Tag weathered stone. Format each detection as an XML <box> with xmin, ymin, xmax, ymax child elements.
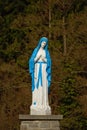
<box><xmin>39</xmin><ymin>121</ymin><xmax>50</xmax><ymax>128</ymax></box>
<box><xmin>50</xmin><ymin>121</ymin><xmax>60</xmax><ymax>128</ymax></box>
<box><xmin>28</xmin><ymin>121</ymin><xmax>39</xmax><ymax>128</ymax></box>
<box><xmin>19</xmin><ymin>115</ymin><xmax>63</xmax><ymax>120</ymax></box>
<box><xmin>20</xmin><ymin>123</ymin><xmax>28</xmax><ymax>130</ymax></box>
<box><xmin>19</xmin><ymin>115</ymin><xmax>63</xmax><ymax>130</ymax></box>
<box><xmin>46</xmin><ymin>129</ymin><xmax>60</xmax><ymax>130</ymax></box>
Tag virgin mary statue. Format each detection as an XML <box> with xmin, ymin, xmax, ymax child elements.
<box><xmin>29</xmin><ymin>37</ymin><xmax>51</xmax><ymax>115</ymax></box>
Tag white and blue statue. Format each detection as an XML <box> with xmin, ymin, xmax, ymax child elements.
<box><xmin>29</xmin><ymin>37</ymin><xmax>51</xmax><ymax>115</ymax></box>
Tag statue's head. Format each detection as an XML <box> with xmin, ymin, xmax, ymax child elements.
<box><xmin>37</xmin><ymin>37</ymin><xmax>48</xmax><ymax>50</ymax></box>
<box><xmin>41</xmin><ymin>41</ymin><xmax>46</xmax><ymax>49</ymax></box>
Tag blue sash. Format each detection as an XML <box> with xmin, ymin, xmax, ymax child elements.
<box><xmin>35</xmin><ymin>62</ymin><xmax>47</xmax><ymax>89</ymax></box>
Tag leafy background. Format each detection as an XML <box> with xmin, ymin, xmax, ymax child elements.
<box><xmin>0</xmin><ymin>0</ymin><xmax>87</xmax><ymax>130</ymax></box>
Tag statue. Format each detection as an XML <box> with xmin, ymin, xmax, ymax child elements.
<box><xmin>29</xmin><ymin>37</ymin><xmax>51</xmax><ymax>115</ymax></box>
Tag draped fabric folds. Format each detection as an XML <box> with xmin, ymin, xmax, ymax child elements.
<box><xmin>29</xmin><ymin>37</ymin><xmax>51</xmax><ymax>92</ymax></box>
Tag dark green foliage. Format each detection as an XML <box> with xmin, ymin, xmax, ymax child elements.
<box><xmin>59</xmin><ymin>61</ymin><xmax>87</xmax><ymax>129</ymax></box>
<box><xmin>0</xmin><ymin>28</ymin><xmax>26</xmax><ymax>62</ymax></box>
<box><xmin>72</xmin><ymin>0</ymin><xmax>87</xmax><ymax>12</ymax></box>
<box><xmin>60</xmin><ymin>75</ymin><xmax>78</xmax><ymax>116</ymax></box>
<box><xmin>61</xmin><ymin>115</ymin><xmax>87</xmax><ymax>130</ymax></box>
<box><xmin>0</xmin><ymin>0</ymin><xmax>87</xmax><ymax>130</ymax></box>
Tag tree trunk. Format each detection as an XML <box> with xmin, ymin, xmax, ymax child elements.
<box><xmin>63</xmin><ymin>16</ymin><xmax>67</xmax><ymax>56</ymax></box>
<box><xmin>49</xmin><ymin>0</ymin><xmax>51</xmax><ymax>39</ymax></box>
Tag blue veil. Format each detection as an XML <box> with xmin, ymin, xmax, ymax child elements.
<box><xmin>29</xmin><ymin>37</ymin><xmax>51</xmax><ymax>92</ymax></box>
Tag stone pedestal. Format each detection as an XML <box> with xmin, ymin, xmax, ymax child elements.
<box><xmin>19</xmin><ymin>115</ymin><xmax>63</xmax><ymax>130</ymax></box>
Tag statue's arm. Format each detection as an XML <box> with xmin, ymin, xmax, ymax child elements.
<box><xmin>41</xmin><ymin>56</ymin><xmax>47</xmax><ymax>62</ymax></box>
<box><xmin>34</xmin><ymin>53</ymin><xmax>41</xmax><ymax>62</ymax></box>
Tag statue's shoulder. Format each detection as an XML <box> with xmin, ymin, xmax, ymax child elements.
<box><xmin>31</xmin><ymin>48</ymin><xmax>38</xmax><ymax>59</ymax></box>
<box><xmin>31</xmin><ymin>48</ymin><xmax>37</xmax><ymax>55</ymax></box>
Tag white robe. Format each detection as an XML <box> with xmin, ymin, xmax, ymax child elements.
<box><xmin>30</xmin><ymin>49</ymin><xmax>51</xmax><ymax>115</ymax></box>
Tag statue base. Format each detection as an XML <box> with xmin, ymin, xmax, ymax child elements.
<box><xmin>30</xmin><ymin>105</ymin><xmax>51</xmax><ymax>115</ymax></box>
<box><xmin>19</xmin><ymin>115</ymin><xmax>63</xmax><ymax>130</ymax></box>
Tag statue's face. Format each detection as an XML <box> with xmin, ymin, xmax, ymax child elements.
<box><xmin>41</xmin><ymin>41</ymin><xmax>46</xmax><ymax>48</ymax></box>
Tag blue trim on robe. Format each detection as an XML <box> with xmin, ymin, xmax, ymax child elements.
<box><xmin>29</xmin><ymin>37</ymin><xmax>51</xmax><ymax>92</ymax></box>
<box><xmin>36</xmin><ymin>62</ymin><xmax>47</xmax><ymax>89</ymax></box>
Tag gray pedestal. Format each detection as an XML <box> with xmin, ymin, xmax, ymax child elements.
<box><xmin>19</xmin><ymin>115</ymin><xmax>63</xmax><ymax>130</ymax></box>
